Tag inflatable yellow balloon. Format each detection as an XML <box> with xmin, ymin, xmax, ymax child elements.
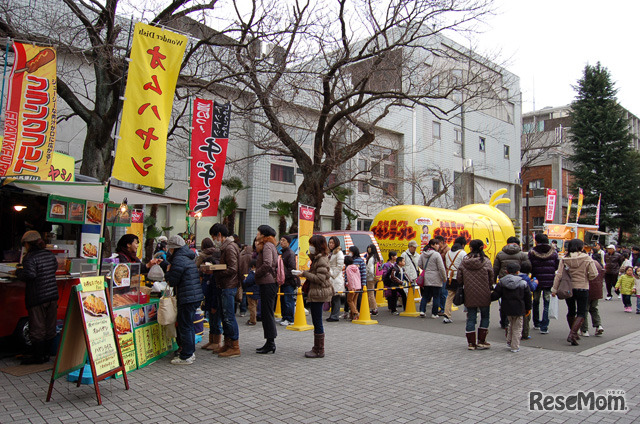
<box><xmin>371</xmin><ymin>188</ymin><xmax>515</xmax><ymax>262</ymax></box>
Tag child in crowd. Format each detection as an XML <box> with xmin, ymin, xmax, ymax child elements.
<box><xmin>243</xmin><ymin>260</ymin><xmax>260</xmax><ymax>325</ymax></box>
<box><xmin>384</xmin><ymin>252</ymin><xmax>407</xmax><ymax>315</ymax></box>
<box><xmin>343</xmin><ymin>256</ymin><xmax>362</xmax><ymax>320</ymax></box>
<box><xmin>519</xmin><ymin>262</ymin><xmax>537</xmax><ymax>340</ymax></box>
<box><xmin>615</xmin><ymin>266</ymin><xmax>636</xmax><ymax>313</ymax></box>
<box><xmin>491</xmin><ymin>262</ymin><xmax>532</xmax><ymax>353</ymax></box>
<box><xmin>634</xmin><ymin>267</ymin><xmax>640</xmax><ymax>314</ymax></box>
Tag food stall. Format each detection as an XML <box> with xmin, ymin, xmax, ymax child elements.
<box><xmin>0</xmin><ymin>180</ymin><xmax>184</xmax><ymax>371</ymax></box>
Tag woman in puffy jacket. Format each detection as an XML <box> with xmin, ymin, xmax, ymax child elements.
<box><xmin>326</xmin><ymin>236</ymin><xmax>345</xmax><ymax>322</ymax></box>
<box><xmin>301</xmin><ymin>235</ymin><xmax>334</xmax><ymax>358</ymax></box>
<box><xmin>254</xmin><ymin>225</ymin><xmax>279</xmax><ymax>354</ymax></box>
<box><xmin>417</xmin><ymin>238</ymin><xmax>447</xmax><ymax>318</ymax></box>
<box><xmin>16</xmin><ymin>231</ymin><xmax>58</xmax><ymax>365</ymax></box>
<box><xmin>457</xmin><ymin>239</ymin><xmax>495</xmax><ymax>350</ymax></box>
<box><xmin>551</xmin><ymin>238</ymin><xmax>598</xmax><ymax>346</ymax></box>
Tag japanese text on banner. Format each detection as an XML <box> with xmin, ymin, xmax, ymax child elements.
<box><xmin>189</xmin><ymin>99</ymin><xmax>230</xmax><ymax>216</ymax></box>
<box><xmin>113</xmin><ymin>23</ymin><xmax>187</xmax><ymax>188</ymax></box>
<box><xmin>545</xmin><ymin>189</ymin><xmax>557</xmax><ymax>222</ymax></box>
<box><xmin>0</xmin><ymin>43</ymin><xmax>57</xmax><ymax>179</ymax></box>
<box><xmin>298</xmin><ymin>205</ymin><xmax>315</xmax><ymax>271</ymax></box>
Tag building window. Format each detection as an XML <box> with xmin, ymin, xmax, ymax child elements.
<box><xmin>358</xmin><ymin>158</ymin><xmax>367</xmax><ymax>171</ymax></box>
<box><xmin>432</xmin><ymin>178</ymin><xmax>440</xmax><ymax>193</ymax></box>
<box><xmin>454</xmin><ymin>128</ymin><xmax>462</xmax><ymax>143</ymax></box>
<box><xmin>504</xmin><ymin>145</ymin><xmax>510</xmax><ymax>158</ymax></box>
<box><xmin>270</xmin><ymin>164</ymin><xmax>294</xmax><ymax>183</ymax></box>
<box><xmin>384</xmin><ymin>164</ymin><xmax>396</xmax><ymax>179</ymax></box>
<box><xmin>383</xmin><ymin>182</ymin><xmax>397</xmax><ymax>197</ymax></box>
<box><xmin>371</xmin><ymin>162</ymin><xmax>381</xmax><ymax>177</ymax></box>
<box><xmin>432</xmin><ymin>121</ymin><xmax>441</xmax><ymax>139</ymax></box>
<box><xmin>529</xmin><ymin>179</ymin><xmax>544</xmax><ymax>190</ymax></box>
<box><xmin>358</xmin><ymin>181</ymin><xmax>369</xmax><ymax>194</ymax></box>
<box><xmin>533</xmin><ymin>217</ymin><xmax>545</xmax><ymax>227</ymax></box>
<box><xmin>479</xmin><ymin>137</ymin><xmax>485</xmax><ymax>152</ymax></box>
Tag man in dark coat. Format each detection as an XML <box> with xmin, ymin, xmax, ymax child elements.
<box><xmin>16</xmin><ymin>231</ymin><xmax>59</xmax><ymax>364</ymax></box>
<box><xmin>279</xmin><ymin>235</ymin><xmax>299</xmax><ymax>326</ymax></box>
<box><xmin>604</xmin><ymin>245</ymin><xmax>624</xmax><ymax>300</ymax></box>
<box><xmin>210</xmin><ymin>223</ymin><xmax>241</xmax><ymax>358</ymax></box>
<box><xmin>493</xmin><ymin>237</ymin><xmax>530</xmax><ymax>328</ymax></box>
<box><xmin>166</xmin><ymin>235</ymin><xmax>203</xmax><ymax>364</ymax></box>
<box><xmin>528</xmin><ymin>233</ymin><xmax>559</xmax><ymax>334</ymax></box>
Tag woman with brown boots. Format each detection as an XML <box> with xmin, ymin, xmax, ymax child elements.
<box><xmin>300</xmin><ymin>235</ymin><xmax>334</xmax><ymax>358</ymax></box>
<box><xmin>551</xmin><ymin>239</ymin><xmax>598</xmax><ymax>346</ymax></box>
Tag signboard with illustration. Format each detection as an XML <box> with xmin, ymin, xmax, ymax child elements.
<box><xmin>47</xmin><ymin>276</ymin><xmax>129</xmax><ymax>405</ymax></box>
<box><xmin>371</xmin><ymin>189</ymin><xmax>515</xmax><ymax>262</ymax></box>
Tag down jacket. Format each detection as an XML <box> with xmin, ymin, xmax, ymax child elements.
<box><xmin>457</xmin><ymin>255</ymin><xmax>494</xmax><ymax>308</ymax></box>
<box><xmin>604</xmin><ymin>251</ymin><xmax>624</xmax><ymax>275</ymax></box>
<box><xmin>491</xmin><ymin>274</ymin><xmax>532</xmax><ymax>316</ymax></box>
<box><xmin>16</xmin><ymin>247</ymin><xmax>59</xmax><ymax>308</ymax></box>
<box><xmin>528</xmin><ymin>244</ymin><xmax>559</xmax><ymax>289</ymax></box>
<box><xmin>166</xmin><ymin>245</ymin><xmax>204</xmax><ymax>305</ymax></box>
<box><xmin>302</xmin><ymin>254</ymin><xmax>334</xmax><ymax>303</ymax></box>
<box><xmin>214</xmin><ymin>238</ymin><xmax>240</xmax><ymax>289</ymax></box>
<box><xmin>493</xmin><ymin>244</ymin><xmax>530</xmax><ymax>280</ymax></box>
<box><xmin>417</xmin><ymin>249</ymin><xmax>446</xmax><ymax>287</ymax></box>
<box><xmin>328</xmin><ymin>247</ymin><xmax>345</xmax><ymax>294</ymax></box>
<box><xmin>552</xmin><ymin>252</ymin><xmax>598</xmax><ymax>293</ymax></box>
<box><xmin>255</xmin><ymin>237</ymin><xmax>278</xmax><ymax>285</ymax></box>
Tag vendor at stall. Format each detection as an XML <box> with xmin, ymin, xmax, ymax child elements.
<box><xmin>15</xmin><ymin>231</ymin><xmax>58</xmax><ymax>365</ymax></box>
<box><xmin>115</xmin><ymin>234</ymin><xmax>160</xmax><ymax>273</ymax></box>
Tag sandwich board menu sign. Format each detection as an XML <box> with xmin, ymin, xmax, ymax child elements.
<box><xmin>46</xmin><ymin>276</ymin><xmax>129</xmax><ymax>405</ymax></box>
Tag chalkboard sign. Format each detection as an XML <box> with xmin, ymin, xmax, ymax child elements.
<box><xmin>46</xmin><ymin>276</ymin><xmax>129</xmax><ymax>405</ymax></box>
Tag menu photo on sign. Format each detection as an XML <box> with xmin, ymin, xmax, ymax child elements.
<box><xmin>80</xmin><ymin>290</ymin><xmax>110</xmax><ymax>320</ymax></box>
<box><xmin>49</xmin><ymin>198</ymin><xmax>67</xmax><ymax>220</ymax></box>
<box><xmin>113</xmin><ymin>308</ymin><xmax>133</xmax><ymax>336</ymax></box>
<box><xmin>85</xmin><ymin>201</ymin><xmax>104</xmax><ymax>225</ymax></box>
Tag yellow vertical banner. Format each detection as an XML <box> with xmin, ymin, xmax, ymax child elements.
<box><xmin>47</xmin><ymin>152</ymin><xmax>75</xmax><ymax>181</ymax></box>
<box><xmin>575</xmin><ymin>188</ymin><xmax>584</xmax><ymax>223</ymax></box>
<box><xmin>565</xmin><ymin>194</ymin><xmax>573</xmax><ymax>224</ymax></box>
<box><xmin>112</xmin><ymin>23</ymin><xmax>187</xmax><ymax>188</ymax></box>
<box><xmin>298</xmin><ymin>204</ymin><xmax>315</xmax><ymax>271</ymax></box>
<box><xmin>1</xmin><ymin>43</ymin><xmax>57</xmax><ymax>179</ymax></box>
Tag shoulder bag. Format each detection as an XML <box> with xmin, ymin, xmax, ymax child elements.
<box><xmin>157</xmin><ymin>286</ymin><xmax>177</xmax><ymax>325</ymax></box>
<box><xmin>557</xmin><ymin>260</ymin><xmax>573</xmax><ymax>300</ymax></box>
<box><xmin>453</xmin><ymin>285</ymin><xmax>465</xmax><ymax>306</ymax></box>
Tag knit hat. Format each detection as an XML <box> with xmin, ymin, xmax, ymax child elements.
<box><xmin>167</xmin><ymin>235</ymin><xmax>186</xmax><ymax>249</ymax></box>
<box><xmin>147</xmin><ymin>264</ymin><xmax>165</xmax><ymax>281</ymax></box>
<box><xmin>408</xmin><ymin>240</ymin><xmax>418</xmax><ymax>247</ymax></box>
<box><xmin>21</xmin><ymin>230</ymin><xmax>41</xmax><ymax>243</ymax></box>
<box><xmin>282</xmin><ymin>235</ymin><xmax>292</xmax><ymax>244</ymax></box>
<box><xmin>157</xmin><ymin>235</ymin><xmax>167</xmax><ymax>243</ymax></box>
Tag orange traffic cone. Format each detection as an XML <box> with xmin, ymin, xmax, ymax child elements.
<box><xmin>375</xmin><ymin>279</ymin><xmax>388</xmax><ymax>307</ymax></box>
<box><xmin>400</xmin><ymin>285</ymin><xmax>420</xmax><ymax>317</ymax></box>
<box><xmin>286</xmin><ymin>287</ymin><xmax>314</xmax><ymax>331</ymax></box>
<box><xmin>274</xmin><ymin>287</ymin><xmax>282</xmax><ymax>319</ymax></box>
<box><xmin>352</xmin><ymin>286</ymin><xmax>378</xmax><ymax>325</ymax></box>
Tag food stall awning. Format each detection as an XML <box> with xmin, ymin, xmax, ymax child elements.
<box><xmin>2</xmin><ymin>180</ymin><xmax>186</xmax><ymax>204</ymax></box>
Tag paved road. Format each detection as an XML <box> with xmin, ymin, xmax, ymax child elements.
<box><xmin>1</xmin><ymin>298</ymin><xmax>639</xmax><ymax>423</ymax></box>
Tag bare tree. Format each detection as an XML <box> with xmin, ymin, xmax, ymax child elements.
<box><xmin>520</xmin><ymin>118</ymin><xmax>566</xmax><ymax>173</ymax></box>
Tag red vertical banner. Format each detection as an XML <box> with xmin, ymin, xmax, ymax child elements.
<box><xmin>545</xmin><ymin>189</ymin><xmax>557</xmax><ymax>222</ymax></box>
<box><xmin>189</xmin><ymin>100</ymin><xmax>231</xmax><ymax>216</ymax></box>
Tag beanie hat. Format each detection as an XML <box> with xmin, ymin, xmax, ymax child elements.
<box><xmin>21</xmin><ymin>230</ymin><xmax>41</xmax><ymax>243</ymax></box>
<box><xmin>147</xmin><ymin>264</ymin><xmax>165</xmax><ymax>281</ymax></box>
<box><xmin>167</xmin><ymin>235</ymin><xmax>186</xmax><ymax>249</ymax></box>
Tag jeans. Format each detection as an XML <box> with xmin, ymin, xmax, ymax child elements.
<box><xmin>208</xmin><ymin>285</ymin><xmax>223</xmax><ymax>336</ymax></box>
<box><xmin>465</xmin><ymin>306</ymin><xmax>490</xmax><ymax>332</ymax></box>
<box><xmin>239</xmin><ymin>292</ymin><xmax>248</xmax><ymax>314</ymax></box>
<box><xmin>329</xmin><ymin>295</ymin><xmax>342</xmax><ymax>319</ymax></box>
<box><xmin>637</xmin><ymin>296</ymin><xmax>640</xmax><ymax>313</ymax></box>
<box><xmin>419</xmin><ymin>286</ymin><xmax>440</xmax><ymax>315</ymax></box>
<box><xmin>281</xmin><ymin>285</ymin><xmax>296</xmax><ymax>322</ymax></box>
<box><xmin>259</xmin><ymin>283</ymin><xmax>278</xmax><ymax>340</ymax></box>
<box><xmin>220</xmin><ymin>288</ymin><xmax>239</xmax><ymax>340</ymax></box>
<box><xmin>309</xmin><ymin>301</ymin><xmax>324</xmax><ymax>334</ymax></box>
<box><xmin>439</xmin><ymin>282</ymin><xmax>448</xmax><ymax>313</ymax></box>
<box><xmin>533</xmin><ymin>288</ymin><xmax>551</xmax><ymax>331</ymax></box>
<box><xmin>387</xmin><ymin>288</ymin><xmax>407</xmax><ymax>312</ymax></box>
<box><xmin>565</xmin><ymin>289</ymin><xmax>589</xmax><ymax>319</ymax></box>
<box><xmin>420</xmin><ymin>286</ymin><xmax>441</xmax><ymax>315</ymax></box>
<box><xmin>177</xmin><ymin>301</ymin><xmax>199</xmax><ymax>360</ymax></box>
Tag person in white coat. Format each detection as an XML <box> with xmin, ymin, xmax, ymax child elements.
<box><xmin>326</xmin><ymin>236</ymin><xmax>345</xmax><ymax>322</ymax></box>
<box><xmin>401</xmin><ymin>240</ymin><xmax>421</xmax><ymax>285</ymax></box>
<box><xmin>443</xmin><ymin>236</ymin><xmax>468</xmax><ymax>323</ymax></box>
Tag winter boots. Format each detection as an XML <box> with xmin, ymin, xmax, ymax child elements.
<box><xmin>305</xmin><ymin>333</ymin><xmax>325</xmax><ymax>358</ymax></box>
<box><xmin>477</xmin><ymin>328</ymin><xmax>491</xmax><ymax>349</ymax></box>
<box><xmin>567</xmin><ymin>317</ymin><xmax>584</xmax><ymax>346</ymax></box>
<box><xmin>218</xmin><ymin>339</ymin><xmax>241</xmax><ymax>358</ymax></box>
<box><xmin>466</xmin><ymin>331</ymin><xmax>477</xmax><ymax>350</ymax></box>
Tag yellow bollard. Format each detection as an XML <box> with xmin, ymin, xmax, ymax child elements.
<box><xmin>400</xmin><ymin>285</ymin><xmax>421</xmax><ymax>317</ymax></box>
<box><xmin>274</xmin><ymin>287</ymin><xmax>282</xmax><ymax>319</ymax></box>
<box><xmin>352</xmin><ymin>286</ymin><xmax>378</xmax><ymax>325</ymax></box>
<box><xmin>375</xmin><ymin>279</ymin><xmax>388</xmax><ymax>307</ymax></box>
<box><xmin>286</xmin><ymin>286</ymin><xmax>314</xmax><ymax>331</ymax></box>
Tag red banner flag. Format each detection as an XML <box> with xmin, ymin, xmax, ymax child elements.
<box><xmin>545</xmin><ymin>189</ymin><xmax>557</xmax><ymax>222</ymax></box>
<box><xmin>189</xmin><ymin>99</ymin><xmax>231</xmax><ymax>217</ymax></box>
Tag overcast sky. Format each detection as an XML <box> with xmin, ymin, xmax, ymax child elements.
<box><xmin>469</xmin><ymin>0</ymin><xmax>639</xmax><ymax>116</ymax></box>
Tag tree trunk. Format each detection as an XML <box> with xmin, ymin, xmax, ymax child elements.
<box><xmin>79</xmin><ymin>117</ymin><xmax>116</xmax><ymax>180</ymax></box>
<box><xmin>279</xmin><ymin>216</ymin><xmax>287</xmax><ymax>238</ymax></box>
<box><xmin>333</xmin><ymin>201</ymin><xmax>343</xmax><ymax>230</ymax></box>
<box><xmin>297</xmin><ymin>175</ymin><xmax>326</xmax><ymax>230</ymax></box>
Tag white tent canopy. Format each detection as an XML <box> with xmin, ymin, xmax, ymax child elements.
<box><xmin>3</xmin><ymin>180</ymin><xmax>186</xmax><ymax>205</ymax></box>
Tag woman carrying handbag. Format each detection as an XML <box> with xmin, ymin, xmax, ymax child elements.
<box><xmin>551</xmin><ymin>239</ymin><xmax>598</xmax><ymax>346</ymax></box>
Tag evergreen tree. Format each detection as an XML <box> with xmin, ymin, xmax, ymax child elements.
<box><xmin>569</xmin><ymin>62</ymin><xmax>640</xmax><ymax>239</ymax></box>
